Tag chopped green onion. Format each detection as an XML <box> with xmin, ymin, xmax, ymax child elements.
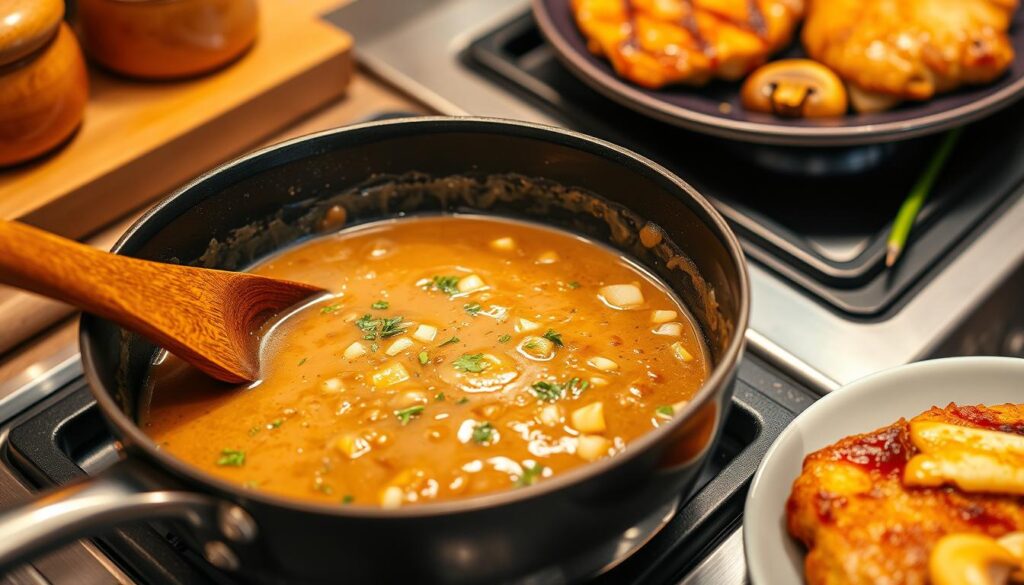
<box><xmin>371</xmin><ymin>300</ymin><xmax>390</xmax><ymax>310</ymax></box>
<box><xmin>270</xmin><ymin>419</ymin><xmax>283</xmax><ymax>428</ymax></box>
<box><xmin>320</xmin><ymin>304</ymin><xmax>342</xmax><ymax>314</ymax></box>
<box><xmin>429</xmin><ymin>275</ymin><xmax>461</xmax><ymax>295</ymax></box>
<box><xmin>341</xmin><ymin>495</ymin><xmax>355</xmax><ymax>504</ymax></box>
<box><xmin>498</xmin><ymin>334</ymin><xmax>512</xmax><ymax>343</ymax></box>
<box><xmin>453</xmin><ymin>353</ymin><xmax>489</xmax><ymax>373</ymax></box>
<box><xmin>435</xmin><ymin>392</ymin><xmax>446</xmax><ymax>402</ymax></box>
<box><xmin>439</xmin><ymin>336</ymin><xmax>460</xmax><ymax>347</ymax></box>
<box><xmin>297</xmin><ymin>357</ymin><xmax>307</xmax><ymax>366</ymax></box>
<box><xmin>456</xmin><ymin>397</ymin><xmax>470</xmax><ymax>405</ymax></box>
<box><xmin>472</xmin><ymin>422</ymin><xmax>495</xmax><ymax>444</ymax></box>
<box><xmin>655</xmin><ymin>405</ymin><xmax>674</xmax><ymax>418</ymax></box>
<box><xmin>418</xmin><ymin>351</ymin><xmax>429</xmax><ymax>365</ymax></box>
<box><xmin>395</xmin><ymin>406</ymin><xmax>425</xmax><ymax>426</ymax></box>
<box><xmin>217</xmin><ymin>449</ymin><xmax>246</xmax><ymax>467</ymax></box>
<box><xmin>542</xmin><ymin>329</ymin><xmax>564</xmax><ymax>347</ymax></box>
<box><xmin>463</xmin><ymin>302</ymin><xmax>482</xmax><ymax>316</ymax></box>
<box><xmin>515</xmin><ymin>463</ymin><xmax>545</xmax><ymax>487</ymax></box>
<box><xmin>567</xmin><ymin>281</ymin><xmax>581</xmax><ymax>289</ymax></box>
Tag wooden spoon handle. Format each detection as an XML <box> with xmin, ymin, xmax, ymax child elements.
<box><xmin>0</xmin><ymin>220</ymin><xmax>142</xmax><ymax>318</ymax></box>
<box><xmin>0</xmin><ymin>220</ymin><xmax>323</xmax><ymax>382</ymax></box>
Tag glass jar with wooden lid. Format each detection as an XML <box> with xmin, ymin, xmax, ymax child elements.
<box><xmin>75</xmin><ymin>0</ymin><xmax>259</xmax><ymax>79</ymax></box>
<box><xmin>0</xmin><ymin>0</ymin><xmax>89</xmax><ymax>167</ymax></box>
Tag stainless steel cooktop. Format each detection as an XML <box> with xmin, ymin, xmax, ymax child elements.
<box><xmin>330</xmin><ymin>0</ymin><xmax>1024</xmax><ymax>392</ymax></box>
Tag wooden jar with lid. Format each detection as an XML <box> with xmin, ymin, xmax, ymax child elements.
<box><xmin>0</xmin><ymin>0</ymin><xmax>89</xmax><ymax>167</ymax></box>
<box><xmin>76</xmin><ymin>0</ymin><xmax>260</xmax><ymax>79</ymax></box>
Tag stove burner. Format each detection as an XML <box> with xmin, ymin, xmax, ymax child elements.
<box><xmin>461</xmin><ymin>12</ymin><xmax>1024</xmax><ymax>317</ymax></box>
<box><xmin>0</xmin><ymin>356</ymin><xmax>806</xmax><ymax>584</ymax></box>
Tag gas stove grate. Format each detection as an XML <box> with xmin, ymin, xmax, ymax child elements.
<box><xmin>1</xmin><ymin>356</ymin><xmax>807</xmax><ymax>585</ymax></box>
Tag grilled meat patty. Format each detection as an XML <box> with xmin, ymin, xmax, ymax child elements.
<box><xmin>787</xmin><ymin>403</ymin><xmax>1024</xmax><ymax>585</ymax></box>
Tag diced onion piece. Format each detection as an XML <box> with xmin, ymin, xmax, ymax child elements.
<box><xmin>653</xmin><ymin>323</ymin><xmax>683</xmax><ymax>337</ymax></box>
<box><xmin>671</xmin><ymin>342</ymin><xmax>694</xmax><ymax>362</ymax></box>
<box><xmin>457</xmin><ymin>274</ymin><xmax>486</xmax><ymax>293</ymax></box>
<box><xmin>651</xmin><ymin>310</ymin><xmax>678</xmax><ymax>323</ymax></box>
<box><xmin>372</xmin><ymin>363</ymin><xmax>410</xmax><ymax>387</ymax></box>
<box><xmin>322</xmin><ymin>377</ymin><xmax>344</xmax><ymax>393</ymax></box>
<box><xmin>588</xmin><ymin>356</ymin><xmax>619</xmax><ymax>372</ymax></box>
<box><xmin>536</xmin><ymin>251</ymin><xmax>559</xmax><ymax>264</ymax></box>
<box><xmin>490</xmin><ymin>237</ymin><xmax>516</xmax><ymax>251</ymax></box>
<box><xmin>539</xmin><ymin>404</ymin><xmax>562</xmax><ymax>427</ymax></box>
<box><xmin>343</xmin><ymin>341</ymin><xmax>367</xmax><ymax>360</ymax></box>
<box><xmin>380</xmin><ymin>486</ymin><xmax>404</xmax><ymax>509</ymax></box>
<box><xmin>589</xmin><ymin>376</ymin><xmax>609</xmax><ymax>386</ymax></box>
<box><xmin>519</xmin><ymin>336</ymin><xmax>555</xmax><ymax>360</ymax></box>
<box><xmin>335</xmin><ymin>433</ymin><xmax>371</xmax><ymax>459</ymax></box>
<box><xmin>385</xmin><ymin>337</ymin><xmax>414</xmax><ymax>356</ymax></box>
<box><xmin>599</xmin><ymin>284</ymin><xmax>644</xmax><ymax>309</ymax></box>
<box><xmin>517</xmin><ymin>318</ymin><xmax>541</xmax><ymax>332</ymax></box>
<box><xmin>412</xmin><ymin>324</ymin><xmax>437</xmax><ymax>342</ymax></box>
<box><xmin>577</xmin><ymin>435</ymin><xmax>611</xmax><ymax>462</ymax></box>
<box><xmin>571</xmin><ymin>402</ymin><xmax>606</xmax><ymax>433</ymax></box>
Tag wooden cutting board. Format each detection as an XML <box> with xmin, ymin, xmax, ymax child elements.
<box><xmin>0</xmin><ymin>0</ymin><xmax>354</xmax><ymax>240</ymax></box>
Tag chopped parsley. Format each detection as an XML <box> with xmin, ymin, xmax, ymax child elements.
<box><xmin>270</xmin><ymin>419</ymin><xmax>283</xmax><ymax>428</ymax></box>
<box><xmin>472</xmin><ymin>422</ymin><xmax>495</xmax><ymax>444</ymax></box>
<box><xmin>463</xmin><ymin>302</ymin><xmax>482</xmax><ymax>316</ymax></box>
<box><xmin>217</xmin><ymin>449</ymin><xmax>246</xmax><ymax>467</ymax></box>
<box><xmin>567</xmin><ymin>281</ymin><xmax>581</xmax><ymax>289</ymax></box>
<box><xmin>498</xmin><ymin>334</ymin><xmax>512</xmax><ymax>343</ymax></box>
<box><xmin>456</xmin><ymin>397</ymin><xmax>470</xmax><ymax>405</ymax></box>
<box><xmin>341</xmin><ymin>495</ymin><xmax>355</xmax><ymax>504</ymax></box>
<box><xmin>515</xmin><ymin>463</ymin><xmax>545</xmax><ymax>487</ymax></box>
<box><xmin>453</xmin><ymin>353</ymin><xmax>489</xmax><ymax>373</ymax></box>
<box><xmin>656</xmin><ymin>405</ymin><xmax>675</xmax><ymax>418</ymax></box>
<box><xmin>297</xmin><ymin>357</ymin><xmax>307</xmax><ymax>366</ymax></box>
<box><xmin>542</xmin><ymin>329</ymin><xmax>564</xmax><ymax>347</ymax></box>
<box><xmin>395</xmin><ymin>405</ymin><xmax>425</xmax><ymax>426</ymax></box>
<box><xmin>356</xmin><ymin>314</ymin><xmax>407</xmax><ymax>340</ymax></box>
<box><xmin>531</xmin><ymin>377</ymin><xmax>589</xmax><ymax>402</ymax></box>
<box><xmin>320</xmin><ymin>304</ymin><xmax>342</xmax><ymax>314</ymax></box>
<box><xmin>429</xmin><ymin>275</ymin><xmax>461</xmax><ymax>295</ymax></box>
<box><xmin>439</xmin><ymin>336</ymin><xmax>460</xmax><ymax>347</ymax></box>
<box><xmin>371</xmin><ymin>300</ymin><xmax>390</xmax><ymax>310</ymax></box>
<box><xmin>435</xmin><ymin>392</ymin><xmax>446</xmax><ymax>402</ymax></box>
<box><xmin>370</xmin><ymin>342</ymin><xmax>379</xmax><ymax>353</ymax></box>
<box><xmin>418</xmin><ymin>351</ymin><xmax>429</xmax><ymax>365</ymax></box>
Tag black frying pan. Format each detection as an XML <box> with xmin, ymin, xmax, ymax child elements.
<box><xmin>533</xmin><ymin>0</ymin><xmax>1024</xmax><ymax>147</ymax></box>
<box><xmin>0</xmin><ymin>118</ymin><xmax>749</xmax><ymax>584</ymax></box>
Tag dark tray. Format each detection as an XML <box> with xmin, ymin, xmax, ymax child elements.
<box><xmin>462</xmin><ymin>12</ymin><xmax>1024</xmax><ymax>317</ymax></box>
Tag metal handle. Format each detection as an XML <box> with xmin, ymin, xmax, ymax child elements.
<box><xmin>0</xmin><ymin>458</ymin><xmax>232</xmax><ymax>572</ymax></box>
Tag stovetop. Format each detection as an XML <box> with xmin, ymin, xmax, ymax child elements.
<box><xmin>0</xmin><ymin>354</ymin><xmax>813</xmax><ymax>585</ymax></box>
<box><xmin>461</xmin><ymin>12</ymin><xmax>1024</xmax><ymax>318</ymax></box>
<box><xmin>331</xmin><ymin>0</ymin><xmax>1024</xmax><ymax>389</ymax></box>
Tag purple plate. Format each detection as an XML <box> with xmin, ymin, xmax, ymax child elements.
<box><xmin>533</xmin><ymin>0</ymin><xmax>1024</xmax><ymax>146</ymax></box>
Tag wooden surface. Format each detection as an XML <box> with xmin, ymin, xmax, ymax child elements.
<box><xmin>0</xmin><ymin>70</ymin><xmax>427</xmax><ymax>383</ymax></box>
<box><xmin>0</xmin><ymin>0</ymin><xmax>353</xmax><ymax>240</ymax></box>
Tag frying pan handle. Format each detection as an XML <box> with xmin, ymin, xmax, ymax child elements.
<box><xmin>0</xmin><ymin>458</ymin><xmax>248</xmax><ymax>572</ymax></box>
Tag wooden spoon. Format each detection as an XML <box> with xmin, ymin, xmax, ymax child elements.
<box><xmin>0</xmin><ymin>220</ymin><xmax>325</xmax><ymax>383</ymax></box>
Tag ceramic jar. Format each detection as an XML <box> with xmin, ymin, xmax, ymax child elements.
<box><xmin>0</xmin><ymin>0</ymin><xmax>89</xmax><ymax>167</ymax></box>
<box><xmin>76</xmin><ymin>0</ymin><xmax>259</xmax><ymax>79</ymax></box>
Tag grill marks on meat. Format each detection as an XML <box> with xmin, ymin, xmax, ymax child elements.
<box><xmin>571</xmin><ymin>0</ymin><xmax>805</xmax><ymax>88</ymax></box>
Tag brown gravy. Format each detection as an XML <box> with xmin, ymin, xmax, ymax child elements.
<box><xmin>143</xmin><ymin>215</ymin><xmax>709</xmax><ymax>507</ymax></box>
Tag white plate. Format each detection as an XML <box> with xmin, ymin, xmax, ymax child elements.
<box><xmin>743</xmin><ymin>356</ymin><xmax>1024</xmax><ymax>585</ymax></box>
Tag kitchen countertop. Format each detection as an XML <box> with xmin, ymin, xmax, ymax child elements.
<box><xmin>0</xmin><ymin>70</ymin><xmax>427</xmax><ymax>392</ymax></box>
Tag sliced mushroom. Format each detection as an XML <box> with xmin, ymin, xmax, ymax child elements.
<box><xmin>929</xmin><ymin>533</ymin><xmax>1021</xmax><ymax>585</ymax></box>
<box><xmin>740</xmin><ymin>59</ymin><xmax>849</xmax><ymax>119</ymax></box>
